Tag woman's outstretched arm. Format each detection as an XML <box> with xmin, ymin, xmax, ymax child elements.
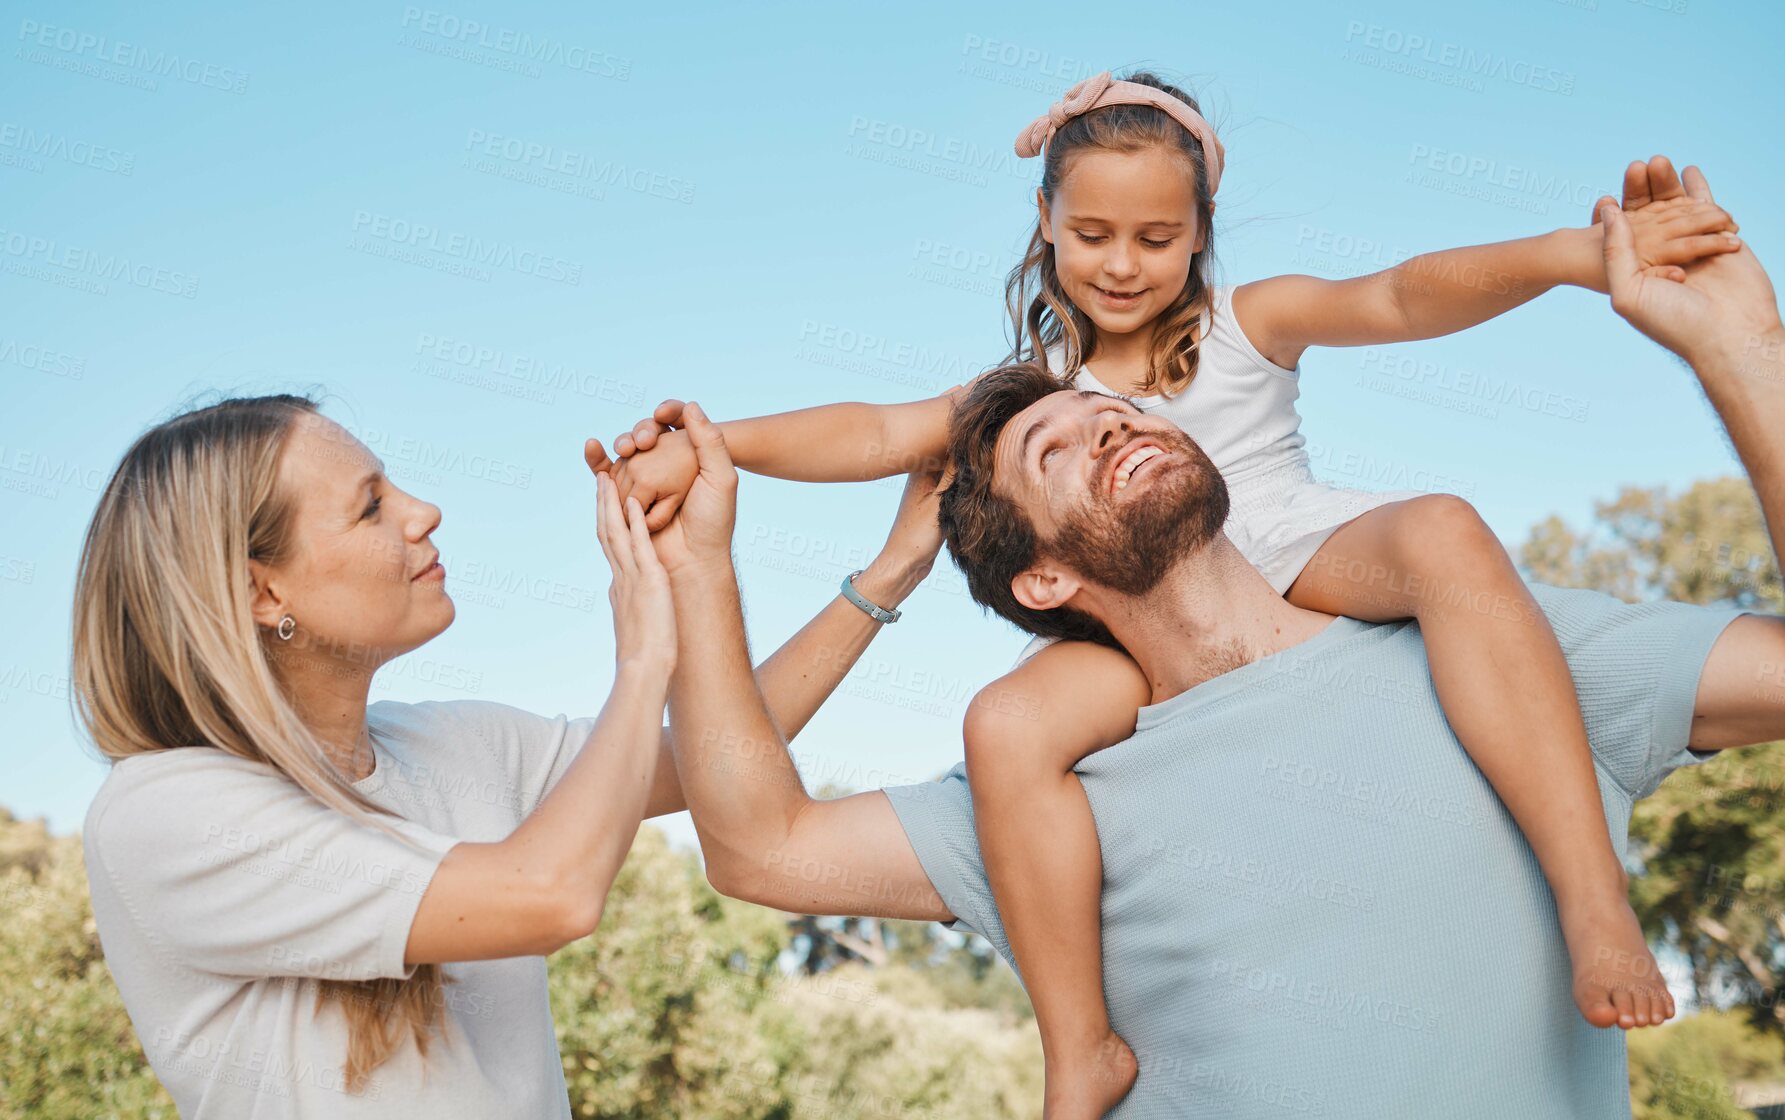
<box><xmin>405</xmin><ymin>476</ymin><xmax>673</xmax><ymax>964</ymax></box>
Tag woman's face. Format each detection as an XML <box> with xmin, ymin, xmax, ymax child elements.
<box><xmin>251</xmin><ymin>413</ymin><xmax>453</xmax><ymax>672</ymax></box>
<box><xmin>1039</xmin><ymin>145</ymin><xmax>1205</xmax><ymax>341</ymax></box>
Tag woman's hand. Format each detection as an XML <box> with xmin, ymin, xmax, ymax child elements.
<box><xmin>594</xmin><ymin>472</ymin><xmax>677</xmax><ymax>678</ymax></box>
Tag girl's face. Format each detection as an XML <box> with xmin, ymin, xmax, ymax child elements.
<box><xmin>1039</xmin><ymin>145</ymin><xmax>1206</xmax><ymax>341</ymax></box>
<box><xmin>250</xmin><ymin>413</ymin><xmax>454</xmax><ymax>673</ymax></box>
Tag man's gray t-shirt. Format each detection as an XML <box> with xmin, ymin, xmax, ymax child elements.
<box><xmin>881</xmin><ymin>584</ymin><xmax>1749</xmax><ymax>1119</ymax></box>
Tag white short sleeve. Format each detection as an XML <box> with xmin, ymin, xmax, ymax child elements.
<box><xmin>84</xmin><ymin>748</ymin><xmax>459</xmax><ymax>983</ymax></box>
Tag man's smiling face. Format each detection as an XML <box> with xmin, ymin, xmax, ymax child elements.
<box><xmin>992</xmin><ymin>388</ymin><xmax>1229</xmax><ymax>597</ymax></box>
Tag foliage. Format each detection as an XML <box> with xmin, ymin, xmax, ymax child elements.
<box><xmin>1520</xmin><ymin>478</ymin><xmax>1781</xmax><ymax>610</ymax></box>
<box><xmin>0</xmin><ymin>808</ymin><xmax>175</xmax><ymax>1118</ymax></box>
<box><xmin>0</xmin><ymin>809</ymin><xmax>1041</xmax><ymax>1119</ymax></box>
<box><xmin>1523</xmin><ymin>477</ymin><xmax>1785</xmax><ymax>1115</ymax></box>
<box><xmin>1628</xmin><ymin>1012</ymin><xmax>1785</xmax><ymax>1120</ymax></box>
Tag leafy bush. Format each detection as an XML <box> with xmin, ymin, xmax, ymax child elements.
<box><xmin>0</xmin><ymin>808</ymin><xmax>1042</xmax><ymax>1119</ymax></box>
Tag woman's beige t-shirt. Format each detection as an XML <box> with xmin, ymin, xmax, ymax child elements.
<box><xmin>83</xmin><ymin>698</ymin><xmax>599</xmax><ymax>1119</ymax></box>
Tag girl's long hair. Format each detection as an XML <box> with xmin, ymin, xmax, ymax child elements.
<box><xmin>70</xmin><ymin>393</ymin><xmax>448</xmax><ymax>1092</ymax></box>
<box><xmin>1003</xmin><ymin>70</ymin><xmax>1219</xmax><ymax>397</ymax></box>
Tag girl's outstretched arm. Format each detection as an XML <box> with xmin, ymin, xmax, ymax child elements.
<box><xmin>588</xmin><ymin>391</ymin><xmax>958</xmax><ymax>530</ymax></box>
<box><xmin>1233</xmin><ymin>194</ymin><xmax>1740</xmax><ymax>369</ymax></box>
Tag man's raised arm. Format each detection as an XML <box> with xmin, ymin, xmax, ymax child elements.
<box><xmin>650</xmin><ymin>401</ymin><xmax>953</xmax><ymax>921</ymax></box>
<box><xmin>1599</xmin><ymin>158</ymin><xmax>1785</xmax><ymax>749</ymax></box>
<box><xmin>1602</xmin><ymin>160</ymin><xmax>1785</xmax><ymax>548</ymax></box>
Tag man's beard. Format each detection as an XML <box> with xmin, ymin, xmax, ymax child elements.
<box><xmin>1042</xmin><ymin>428</ymin><xmax>1230</xmax><ymax>596</ymax></box>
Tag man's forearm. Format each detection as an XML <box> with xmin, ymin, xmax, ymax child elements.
<box><xmin>664</xmin><ymin>560</ymin><xmax>811</xmax><ymax>873</ymax></box>
<box><xmin>1693</xmin><ymin>327</ymin><xmax>1785</xmax><ymax>560</ymax></box>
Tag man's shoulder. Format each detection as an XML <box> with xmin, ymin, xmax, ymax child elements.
<box><xmin>1525</xmin><ymin>582</ymin><xmax>1748</xmax><ymax>651</ymax></box>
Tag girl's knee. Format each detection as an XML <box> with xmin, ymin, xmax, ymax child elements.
<box><xmin>1399</xmin><ymin>493</ymin><xmax>1500</xmax><ymax>559</ymax></box>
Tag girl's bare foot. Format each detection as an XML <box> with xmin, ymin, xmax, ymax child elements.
<box><xmin>1042</xmin><ymin>1032</ymin><xmax>1138</xmax><ymax>1120</ymax></box>
<box><xmin>1564</xmin><ymin>896</ymin><xmax>1675</xmax><ymax>1030</ymax></box>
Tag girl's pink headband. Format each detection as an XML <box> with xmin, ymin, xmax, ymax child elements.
<box><xmin>1014</xmin><ymin>71</ymin><xmax>1224</xmax><ymax>194</ymax></box>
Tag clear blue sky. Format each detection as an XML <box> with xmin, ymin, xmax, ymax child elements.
<box><xmin>4</xmin><ymin>0</ymin><xmax>1783</xmax><ymax>841</ymax></box>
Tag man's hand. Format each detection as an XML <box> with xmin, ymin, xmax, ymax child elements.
<box><xmin>644</xmin><ymin>401</ymin><xmax>739</xmax><ymax>579</ymax></box>
<box><xmin>1565</xmin><ymin>154</ymin><xmax>1739</xmax><ymax>295</ymax></box>
<box><xmin>1599</xmin><ymin>161</ymin><xmax>1781</xmax><ymax>369</ymax></box>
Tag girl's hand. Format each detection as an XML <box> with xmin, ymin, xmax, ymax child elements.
<box><xmin>612</xmin><ymin>434</ymin><xmax>698</xmax><ymax>532</ymax></box>
<box><xmin>594</xmin><ymin>472</ymin><xmax>677</xmax><ymax>678</ymax></box>
<box><xmin>612</xmin><ymin>399</ymin><xmax>685</xmax><ymax>458</ymax></box>
<box><xmin>598</xmin><ymin>400</ymin><xmax>700</xmax><ymax>532</ymax></box>
<box><xmin>1612</xmin><ymin>195</ymin><xmax>1741</xmax><ymax>278</ymax></box>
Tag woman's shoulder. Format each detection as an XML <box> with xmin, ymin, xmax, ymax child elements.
<box><xmin>368</xmin><ymin>697</ymin><xmax>571</xmax><ymax>747</ymax></box>
<box><xmin>93</xmin><ymin>743</ymin><xmax>275</xmax><ymax>798</ymax></box>
<box><xmin>83</xmin><ymin>746</ymin><xmax>289</xmax><ymax>857</ymax></box>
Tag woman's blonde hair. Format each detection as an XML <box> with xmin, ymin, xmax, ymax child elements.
<box><xmin>1003</xmin><ymin>69</ymin><xmax>1219</xmax><ymax>397</ymax></box>
<box><xmin>71</xmin><ymin>392</ymin><xmax>448</xmax><ymax>1092</ymax></box>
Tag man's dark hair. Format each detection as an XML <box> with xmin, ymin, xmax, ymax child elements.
<box><xmin>937</xmin><ymin>363</ymin><xmax>1119</xmax><ymax>648</ymax></box>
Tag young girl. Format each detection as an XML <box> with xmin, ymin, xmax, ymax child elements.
<box><xmin>594</xmin><ymin>72</ymin><xmax>1741</xmax><ymax>1119</ymax></box>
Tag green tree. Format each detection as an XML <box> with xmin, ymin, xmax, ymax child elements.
<box><xmin>1522</xmin><ymin>477</ymin><xmax>1785</xmax><ymax>1115</ymax></box>
<box><xmin>1520</xmin><ymin>478</ymin><xmax>1781</xmax><ymax>610</ymax></box>
<box><xmin>547</xmin><ymin>826</ymin><xmax>797</xmax><ymax>1120</ymax></box>
<box><xmin>1628</xmin><ymin>1011</ymin><xmax>1785</xmax><ymax>1119</ymax></box>
<box><xmin>0</xmin><ymin>806</ymin><xmax>1042</xmax><ymax>1119</ymax></box>
<box><xmin>0</xmin><ymin>808</ymin><xmax>174</xmax><ymax>1118</ymax></box>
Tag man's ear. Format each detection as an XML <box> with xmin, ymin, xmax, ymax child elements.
<box><xmin>1010</xmin><ymin>562</ymin><xmax>1082</xmax><ymax>613</ymax></box>
<box><xmin>1037</xmin><ymin>189</ymin><xmax>1054</xmax><ymax>246</ymax></box>
<box><xmin>247</xmin><ymin>559</ymin><xmax>289</xmax><ymax>633</ymax></box>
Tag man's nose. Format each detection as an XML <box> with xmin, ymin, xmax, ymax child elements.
<box><xmin>1091</xmin><ymin>413</ymin><xmax>1132</xmax><ymax>455</ymax></box>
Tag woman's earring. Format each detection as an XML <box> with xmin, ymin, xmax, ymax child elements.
<box><xmin>276</xmin><ymin>615</ymin><xmax>296</xmax><ymax>641</ymax></box>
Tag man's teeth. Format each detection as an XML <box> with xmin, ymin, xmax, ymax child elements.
<box><xmin>1113</xmin><ymin>445</ymin><xmax>1163</xmax><ymax>490</ymax></box>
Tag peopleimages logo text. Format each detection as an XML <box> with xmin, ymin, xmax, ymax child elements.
<box><xmin>1342</xmin><ymin>22</ymin><xmax>1576</xmax><ymax>94</ymax></box>
<box><xmin>16</xmin><ymin>20</ymin><xmax>249</xmax><ymax>92</ymax></box>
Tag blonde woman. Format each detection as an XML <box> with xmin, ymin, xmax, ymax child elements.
<box><xmin>72</xmin><ymin>393</ymin><xmax>944</xmax><ymax>1117</ymax></box>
